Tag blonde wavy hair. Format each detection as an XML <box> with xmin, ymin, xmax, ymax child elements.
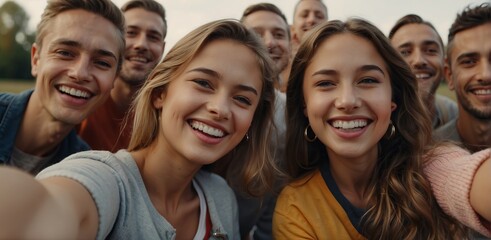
<box><xmin>128</xmin><ymin>19</ymin><xmax>278</xmax><ymax>197</ymax></box>
<box><xmin>285</xmin><ymin>18</ymin><xmax>467</xmax><ymax>239</ymax></box>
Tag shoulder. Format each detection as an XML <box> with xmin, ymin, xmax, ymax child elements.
<box><xmin>195</xmin><ymin>170</ymin><xmax>233</xmax><ymax>196</ymax></box>
<box><xmin>433</xmin><ymin>118</ymin><xmax>458</xmax><ymax>140</ymax></box>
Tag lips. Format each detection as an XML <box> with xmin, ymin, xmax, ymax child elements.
<box><xmin>331</xmin><ymin>119</ymin><xmax>369</xmax><ymax>131</ymax></box>
<box><xmin>57</xmin><ymin>85</ymin><xmax>91</xmax><ymax>99</ymax></box>
<box><xmin>189</xmin><ymin>120</ymin><xmax>226</xmax><ymax>138</ymax></box>
<box><xmin>415</xmin><ymin>73</ymin><xmax>432</xmax><ymax>80</ymax></box>
<box><xmin>472</xmin><ymin>88</ymin><xmax>491</xmax><ymax>95</ymax></box>
<box><xmin>128</xmin><ymin>56</ymin><xmax>149</xmax><ymax>63</ymax></box>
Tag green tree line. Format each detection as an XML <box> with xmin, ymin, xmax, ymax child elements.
<box><xmin>0</xmin><ymin>0</ymin><xmax>35</xmax><ymax>80</ymax></box>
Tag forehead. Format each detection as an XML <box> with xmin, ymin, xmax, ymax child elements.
<box><xmin>449</xmin><ymin>22</ymin><xmax>491</xmax><ymax>59</ymax></box>
<box><xmin>307</xmin><ymin>33</ymin><xmax>387</xmax><ymax>73</ymax></box>
<box><xmin>124</xmin><ymin>8</ymin><xmax>165</xmax><ymax>35</ymax></box>
<box><xmin>185</xmin><ymin>39</ymin><xmax>263</xmax><ymax>89</ymax></box>
<box><xmin>43</xmin><ymin>9</ymin><xmax>121</xmax><ymax>57</ymax></box>
<box><xmin>295</xmin><ymin>0</ymin><xmax>326</xmax><ymax>16</ymax></box>
<box><xmin>391</xmin><ymin>23</ymin><xmax>442</xmax><ymax>48</ymax></box>
<box><xmin>243</xmin><ymin>10</ymin><xmax>289</xmax><ymax>31</ymax></box>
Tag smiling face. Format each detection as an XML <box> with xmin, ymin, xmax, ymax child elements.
<box><xmin>390</xmin><ymin>23</ymin><xmax>443</xmax><ymax>104</ymax></box>
<box><xmin>303</xmin><ymin>33</ymin><xmax>395</xmax><ymax>160</ymax></box>
<box><xmin>152</xmin><ymin>39</ymin><xmax>263</xmax><ymax>165</ymax></box>
<box><xmin>31</xmin><ymin>9</ymin><xmax>121</xmax><ymax>125</ymax></box>
<box><xmin>119</xmin><ymin>8</ymin><xmax>166</xmax><ymax>86</ymax></box>
<box><xmin>446</xmin><ymin>22</ymin><xmax>491</xmax><ymax>120</ymax></box>
<box><xmin>242</xmin><ymin>10</ymin><xmax>291</xmax><ymax>74</ymax></box>
<box><xmin>292</xmin><ymin>0</ymin><xmax>327</xmax><ymax>43</ymax></box>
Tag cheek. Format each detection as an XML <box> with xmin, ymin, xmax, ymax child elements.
<box><xmin>99</xmin><ymin>72</ymin><xmax>117</xmax><ymax>92</ymax></box>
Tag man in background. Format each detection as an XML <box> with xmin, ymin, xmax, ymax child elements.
<box><xmin>434</xmin><ymin>3</ymin><xmax>491</xmax><ymax>154</ymax></box>
<box><xmin>0</xmin><ymin>0</ymin><xmax>125</xmax><ymax>174</ymax></box>
<box><xmin>281</xmin><ymin>0</ymin><xmax>327</xmax><ymax>87</ymax></box>
<box><xmin>389</xmin><ymin>14</ymin><xmax>458</xmax><ymax>129</ymax></box>
<box><xmin>78</xmin><ymin>0</ymin><xmax>167</xmax><ymax>151</ymax></box>
<box><xmin>233</xmin><ymin>3</ymin><xmax>290</xmax><ymax>239</ymax></box>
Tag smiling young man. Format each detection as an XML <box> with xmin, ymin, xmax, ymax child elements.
<box><xmin>78</xmin><ymin>0</ymin><xmax>167</xmax><ymax>151</ymax></box>
<box><xmin>281</xmin><ymin>0</ymin><xmax>328</xmax><ymax>87</ymax></box>
<box><xmin>389</xmin><ymin>14</ymin><xmax>458</xmax><ymax>129</ymax></box>
<box><xmin>434</xmin><ymin>3</ymin><xmax>491</xmax><ymax>153</ymax></box>
<box><xmin>0</xmin><ymin>0</ymin><xmax>125</xmax><ymax>174</ymax></box>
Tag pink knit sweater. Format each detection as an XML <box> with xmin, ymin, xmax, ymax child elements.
<box><xmin>423</xmin><ymin>145</ymin><xmax>491</xmax><ymax>237</ymax></box>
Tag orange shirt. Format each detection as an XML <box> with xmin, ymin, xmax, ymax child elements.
<box><xmin>78</xmin><ymin>97</ymin><xmax>133</xmax><ymax>152</ymax></box>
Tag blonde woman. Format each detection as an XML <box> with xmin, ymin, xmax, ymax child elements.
<box><xmin>0</xmin><ymin>19</ymin><xmax>278</xmax><ymax>239</ymax></box>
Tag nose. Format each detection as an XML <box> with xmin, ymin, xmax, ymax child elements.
<box><xmin>477</xmin><ymin>60</ymin><xmax>491</xmax><ymax>83</ymax></box>
<box><xmin>306</xmin><ymin>12</ymin><xmax>317</xmax><ymax>26</ymax></box>
<box><xmin>67</xmin><ymin>55</ymin><xmax>91</xmax><ymax>82</ymax></box>
<box><xmin>334</xmin><ymin>83</ymin><xmax>360</xmax><ymax>112</ymax></box>
<box><xmin>263</xmin><ymin>32</ymin><xmax>276</xmax><ymax>51</ymax></box>
<box><xmin>133</xmin><ymin>33</ymin><xmax>149</xmax><ymax>51</ymax></box>
<box><xmin>410</xmin><ymin>49</ymin><xmax>427</xmax><ymax>68</ymax></box>
<box><xmin>207</xmin><ymin>93</ymin><xmax>231</xmax><ymax>120</ymax></box>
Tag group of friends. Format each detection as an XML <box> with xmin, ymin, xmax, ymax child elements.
<box><xmin>0</xmin><ymin>0</ymin><xmax>490</xmax><ymax>239</ymax></box>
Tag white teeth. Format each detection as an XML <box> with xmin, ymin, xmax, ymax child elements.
<box><xmin>332</xmin><ymin>120</ymin><xmax>367</xmax><ymax>129</ymax></box>
<box><xmin>190</xmin><ymin>121</ymin><xmax>225</xmax><ymax>137</ymax></box>
<box><xmin>58</xmin><ymin>85</ymin><xmax>90</xmax><ymax>98</ymax></box>
<box><xmin>474</xmin><ymin>89</ymin><xmax>491</xmax><ymax>95</ymax></box>
<box><xmin>129</xmin><ymin>57</ymin><xmax>148</xmax><ymax>63</ymax></box>
<box><xmin>415</xmin><ymin>73</ymin><xmax>430</xmax><ymax>79</ymax></box>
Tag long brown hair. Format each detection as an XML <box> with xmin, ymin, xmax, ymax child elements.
<box><xmin>285</xmin><ymin>18</ymin><xmax>466</xmax><ymax>239</ymax></box>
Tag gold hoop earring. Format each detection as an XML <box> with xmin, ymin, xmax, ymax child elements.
<box><xmin>385</xmin><ymin>120</ymin><xmax>396</xmax><ymax>139</ymax></box>
<box><xmin>304</xmin><ymin>124</ymin><xmax>317</xmax><ymax>142</ymax></box>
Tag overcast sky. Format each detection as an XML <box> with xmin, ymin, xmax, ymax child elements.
<box><xmin>1</xmin><ymin>0</ymin><xmax>487</xmax><ymax>56</ymax></box>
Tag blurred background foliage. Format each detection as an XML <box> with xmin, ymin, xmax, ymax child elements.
<box><xmin>0</xmin><ymin>0</ymin><xmax>35</xmax><ymax>81</ymax></box>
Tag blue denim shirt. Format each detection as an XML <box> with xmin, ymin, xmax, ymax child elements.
<box><xmin>0</xmin><ymin>89</ymin><xmax>90</xmax><ymax>170</ymax></box>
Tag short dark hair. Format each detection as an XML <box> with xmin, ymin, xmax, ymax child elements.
<box><xmin>121</xmin><ymin>0</ymin><xmax>167</xmax><ymax>38</ymax></box>
<box><xmin>388</xmin><ymin>14</ymin><xmax>444</xmax><ymax>49</ymax></box>
<box><xmin>241</xmin><ymin>2</ymin><xmax>290</xmax><ymax>38</ymax></box>
<box><xmin>447</xmin><ymin>3</ymin><xmax>491</xmax><ymax>61</ymax></box>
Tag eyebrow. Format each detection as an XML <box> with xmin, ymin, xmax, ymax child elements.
<box><xmin>126</xmin><ymin>25</ymin><xmax>164</xmax><ymax>38</ymax></box>
<box><xmin>50</xmin><ymin>38</ymin><xmax>118</xmax><ymax>61</ymax></box>
<box><xmin>188</xmin><ymin>67</ymin><xmax>259</xmax><ymax>95</ymax></box>
<box><xmin>312</xmin><ymin>65</ymin><xmax>385</xmax><ymax>77</ymax></box>
<box><xmin>456</xmin><ymin>52</ymin><xmax>479</xmax><ymax>62</ymax></box>
<box><xmin>397</xmin><ymin>40</ymin><xmax>440</xmax><ymax>49</ymax></box>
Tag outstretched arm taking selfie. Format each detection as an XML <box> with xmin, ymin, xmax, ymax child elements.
<box><xmin>424</xmin><ymin>146</ymin><xmax>491</xmax><ymax>237</ymax></box>
<box><xmin>471</xmin><ymin>157</ymin><xmax>491</xmax><ymax>222</ymax></box>
<box><xmin>0</xmin><ymin>167</ymin><xmax>98</xmax><ymax>239</ymax></box>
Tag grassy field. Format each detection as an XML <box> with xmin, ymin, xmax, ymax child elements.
<box><xmin>0</xmin><ymin>80</ymin><xmax>35</xmax><ymax>93</ymax></box>
<box><xmin>0</xmin><ymin>79</ymin><xmax>457</xmax><ymax>101</ymax></box>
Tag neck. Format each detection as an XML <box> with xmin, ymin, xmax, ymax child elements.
<box><xmin>327</xmin><ymin>147</ymin><xmax>378</xmax><ymax>208</ymax></box>
<box><xmin>15</xmin><ymin>93</ymin><xmax>74</xmax><ymax>157</ymax></box>
<box><xmin>457</xmin><ymin>110</ymin><xmax>491</xmax><ymax>152</ymax></box>
<box><xmin>110</xmin><ymin>77</ymin><xmax>141</xmax><ymax>112</ymax></box>
<box><xmin>131</xmin><ymin>141</ymin><xmax>201</xmax><ymax>212</ymax></box>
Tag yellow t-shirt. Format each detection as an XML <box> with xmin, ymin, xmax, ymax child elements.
<box><xmin>273</xmin><ymin>170</ymin><xmax>366</xmax><ymax>240</ymax></box>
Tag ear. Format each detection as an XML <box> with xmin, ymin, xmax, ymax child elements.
<box><xmin>391</xmin><ymin>102</ymin><xmax>397</xmax><ymax>112</ymax></box>
<box><xmin>31</xmin><ymin>43</ymin><xmax>39</xmax><ymax>77</ymax></box>
<box><xmin>291</xmin><ymin>25</ymin><xmax>300</xmax><ymax>45</ymax></box>
<box><xmin>444</xmin><ymin>59</ymin><xmax>455</xmax><ymax>91</ymax></box>
<box><xmin>152</xmin><ymin>88</ymin><xmax>166</xmax><ymax>109</ymax></box>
